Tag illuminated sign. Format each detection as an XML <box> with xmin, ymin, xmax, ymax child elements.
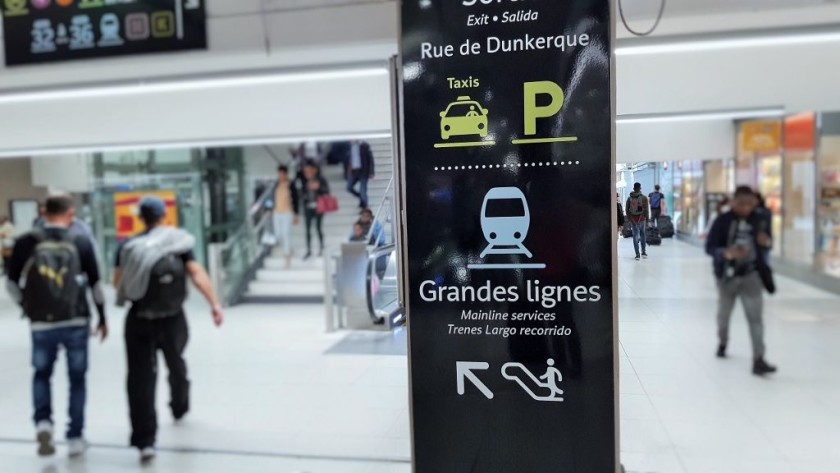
<box><xmin>2</xmin><ymin>0</ymin><xmax>206</xmax><ymax>66</ymax></box>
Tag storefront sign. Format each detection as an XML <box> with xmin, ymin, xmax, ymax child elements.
<box><xmin>114</xmin><ymin>190</ymin><xmax>178</xmax><ymax>240</ymax></box>
<box><xmin>740</xmin><ymin>120</ymin><xmax>782</xmax><ymax>154</ymax></box>
<box><xmin>401</xmin><ymin>1</ymin><xmax>616</xmax><ymax>471</ymax></box>
<box><xmin>784</xmin><ymin>113</ymin><xmax>816</xmax><ymax>152</ymax></box>
<box><xmin>1</xmin><ymin>0</ymin><xmax>206</xmax><ymax>67</ymax></box>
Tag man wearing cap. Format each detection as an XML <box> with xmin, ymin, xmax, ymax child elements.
<box><xmin>113</xmin><ymin>196</ymin><xmax>224</xmax><ymax>463</ymax></box>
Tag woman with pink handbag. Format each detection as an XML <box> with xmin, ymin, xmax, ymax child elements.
<box><xmin>299</xmin><ymin>160</ymin><xmax>332</xmax><ymax>259</ymax></box>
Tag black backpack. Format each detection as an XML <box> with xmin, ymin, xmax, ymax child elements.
<box><xmin>22</xmin><ymin>231</ymin><xmax>82</xmax><ymax>323</ymax></box>
<box><xmin>131</xmin><ymin>254</ymin><xmax>188</xmax><ymax>319</ymax></box>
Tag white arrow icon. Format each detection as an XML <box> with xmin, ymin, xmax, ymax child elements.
<box><xmin>456</xmin><ymin>361</ymin><xmax>494</xmax><ymax>400</ymax></box>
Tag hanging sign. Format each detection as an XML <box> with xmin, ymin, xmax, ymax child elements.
<box><xmin>400</xmin><ymin>0</ymin><xmax>617</xmax><ymax>471</ymax></box>
<box><xmin>1</xmin><ymin>0</ymin><xmax>207</xmax><ymax>67</ymax></box>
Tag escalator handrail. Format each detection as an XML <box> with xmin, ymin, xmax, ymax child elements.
<box><xmin>366</xmin><ymin>243</ymin><xmax>397</xmax><ymax>321</ymax></box>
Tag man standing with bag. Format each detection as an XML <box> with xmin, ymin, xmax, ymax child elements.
<box><xmin>706</xmin><ymin>186</ymin><xmax>777</xmax><ymax>376</ymax></box>
<box><xmin>625</xmin><ymin>183</ymin><xmax>650</xmax><ymax>261</ymax></box>
<box><xmin>648</xmin><ymin>185</ymin><xmax>666</xmax><ymax>227</ymax></box>
<box><xmin>5</xmin><ymin>194</ymin><xmax>108</xmax><ymax>458</ymax></box>
<box><xmin>114</xmin><ymin>196</ymin><xmax>224</xmax><ymax>463</ymax></box>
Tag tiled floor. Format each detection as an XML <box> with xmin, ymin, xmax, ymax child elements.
<box><xmin>0</xmin><ymin>239</ymin><xmax>838</xmax><ymax>472</ymax></box>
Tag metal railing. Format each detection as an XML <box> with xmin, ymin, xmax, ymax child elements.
<box><xmin>325</xmin><ymin>176</ymin><xmax>403</xmax><ymax>331</ymax></box>
<box><xmin>208</xmin><ymin>181</ymin><xmax>276</xmax><ymax>306</ymax></box>
<box><xmin>366</xmin><ymin>177</ymin><xmax>395</xmax><ymax>247</ymax></box>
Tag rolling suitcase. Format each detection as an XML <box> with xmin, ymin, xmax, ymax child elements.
<box><xmin>658</xmin><ymin>216</ymin><xmax>675</xmax><ymax>238</ymax></box>
<box><xmin>646</xmin><ymin>227</ymin><xmax>663</xmax><ymax>246</ymax></box>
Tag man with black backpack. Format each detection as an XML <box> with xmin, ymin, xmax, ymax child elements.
<box><xmin>648</xmin><ymin>185</ymin><xmax>666</xmax><ymax>227</ymax></box>
<box><xmin>625</xmin><ymin>182</ymin><xmax>650</xmax><ymax>261</ymax></box>
<box><xmin>113</xmin><ymin>196</ymin><xmax>224</xmax><ymax>463</ymax></box>
<box><xmin>5</xmin><ymin>194</ymin><xmax>108</xmax><ymax>458</ymax></box>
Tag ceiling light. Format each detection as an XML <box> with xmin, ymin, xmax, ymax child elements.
<box><xmin>617</xmin><ymin>108</ymin><xmax>785</xmax><ymax>124</ymax></box>
<box><xmin>0</xmin><ymin>67</ymin><xmax>389</xmax><ymax>105</ymax></box>
<box><xmin>616</xmin><ymin>30</ymin><xmax>840</xmax><ymax>56</ymax></box>
<box><xmin>0</xmin><ymin>131</ymin><xmax>393</xmax><ymax>159</ymax></box>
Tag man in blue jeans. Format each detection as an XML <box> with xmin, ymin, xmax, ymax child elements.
<box><xmin>5</xmin><ymin>194</ymin><xmax>108</xmax><ymax>458</ymax></box>
<box><xmin>625</xmin><ymin>182</ymin><xmax>650</xmax><ymax>261</ymax></box>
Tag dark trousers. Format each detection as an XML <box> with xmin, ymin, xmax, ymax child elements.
<box><xmin>304</xmin><ymin>207</ymin><xmax>324</xmax><ymax>253</ymax></box>
<box><xmin>125</xmin><ymin>312</ymin><xmax>189</xmax><ymax>449</ymax></box>
<box><xmin>717</xmin><ymin>273</ymin><xmax>765</xmax><ymax>359</ymax></box>
<box><xmin>32</xmin><ymin>326</ymin><xmax>89</xmax><ymax>439</ymax></box>
<box><xmin>651</xmin><ymin>208</ymin><xmax>662</xmax><ymax>225</ymax></box>
<box><xmin>347</xmin><ymin>170</ymin><xmax>369</xmax><ymax>208</ymax></box>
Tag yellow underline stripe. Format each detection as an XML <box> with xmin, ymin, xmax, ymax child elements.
<box><xmin>511</xmin><ymin>137</ymin><xmax>578</xmax><ymax>145</ymax></box>
<box><xmin>434</xmin><ymin>141</ymin><xmax>496</xmax><ymax>149</ymax></box>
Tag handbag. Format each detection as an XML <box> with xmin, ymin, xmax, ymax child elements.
<box><xmin>756</xmin><ymin>253</ymin><xmax>776</xmax><ymax>294</ymax></box>
<box><xmin>316</xmin><ymin>194</ymin><xmax>339</xmax><ymax>214</ymax></box>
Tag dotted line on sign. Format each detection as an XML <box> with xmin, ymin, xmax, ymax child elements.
<box><xmin>434</xmin><ymin>161</ymin><xmax>581</xmax><ymax>172</ymax></box>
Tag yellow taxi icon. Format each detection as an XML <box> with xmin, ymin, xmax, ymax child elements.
<box><xmin>439</xmin><ymin>96</ymin><xmax>489</xmax><ymax>140</ymax></box>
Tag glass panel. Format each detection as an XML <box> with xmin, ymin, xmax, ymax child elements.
<box><xmin>757</xmin><ymin>156</ymin><xmax>783</xmax><ymax>258</ymax></box>
<box><xmin>817</xmin><ymin>113</ymin><xmax>840</xmax><ymax>278</ymax></box>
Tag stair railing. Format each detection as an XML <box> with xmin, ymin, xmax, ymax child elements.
<box><xmin>208</xmin><ymin>180</ymin><xmax>277</xmax><ymax>306</ymax></box>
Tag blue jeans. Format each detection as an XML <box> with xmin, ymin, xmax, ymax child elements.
<box><xmin>347</xmin><ymin>170</ymin><xmax>369</xmax><ymax>207</ymax></box>
<box><xmin>631</xmin><ymin>221</ymin><xmax>647</xmax><ymax>257</ymax></box>
<box><xmin>32</xmin><ymin>325</ymin><xmax>89</xmax><ymax>439</ymax></box>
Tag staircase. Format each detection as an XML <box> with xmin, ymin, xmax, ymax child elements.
<box><xmin>241</xmin><ymin>139</ymin><xmax>395</xmax><ymax>303</ymax></box>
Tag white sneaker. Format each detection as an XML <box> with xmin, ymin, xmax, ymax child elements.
<box><xmin>68</xmin><ymin>438</ymin><xmax>88</xmax><ymax>458</ymax></box>
<box><xmin>140</xmin><ymin>446</ymin><xmax>156</xmax><ymax>463</ymax></box>
<box><xmin>36</xmin><ymin>421</ymin><xmax>55</xmax><ymax>457</ymax></box>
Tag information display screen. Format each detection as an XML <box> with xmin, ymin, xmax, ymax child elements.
<box><xmin>1</xmin><ymin>0</ymin><xmax>207</xmax><ymax>66</ymax></box>
<box><xmin>400</xmin><ymin>0</ymin><xmax>617</xmax><ymax>471</ymax></box>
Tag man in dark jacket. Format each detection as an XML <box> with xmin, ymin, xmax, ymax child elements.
<box><xmin>6</xmin><ymin>194</ymin><xmax>108</xmax><ymax>458</ymax></box>
<box><xmin>616</xmin><ymin>193</ymin><xmax>625</xmax><ymax>238</ymax></box>
<box><xmin>346</xmin><ymin>140</ymin><xmax>374</xmax><ymax>208</ymax></box>
<box><xmin>706</xmin><ymin>186</ymin><xmax>777</xmax><ymax>376</ymax></box>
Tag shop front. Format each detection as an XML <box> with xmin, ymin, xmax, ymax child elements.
<box><xmin>817</xmin><ymin>113</ymin><xmax>840</xmax><ymax>278</ymax></box>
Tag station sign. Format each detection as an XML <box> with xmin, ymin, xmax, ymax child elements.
<box><xmin>400</xmin><ymin>0</ymin><xmax>617</xmax><ymax>471</ymax></box>
<box><xmin>1</xmin><ymin>0</ymin><xmax>207</xmax><ymax>67</ymax></box>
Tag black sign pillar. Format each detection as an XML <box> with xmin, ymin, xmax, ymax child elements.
<box><xmin>400</xmin><ymin>1</ymin><xmax>617</xmax><ymax>471</ymax></box>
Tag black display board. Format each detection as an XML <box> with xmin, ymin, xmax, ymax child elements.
<box><xmin>2</xmin><ymin>0</ymin><xmax>206</xmax><ymax>66</ymax></box>
<box><xmin>400</xmin><ymin>0</ymin><xmax>616</xmax><ymax>471</ymax></box>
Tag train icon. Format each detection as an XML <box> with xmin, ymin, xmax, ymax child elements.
<box><xmin>468</xmin><ymin>187</ymin><xmax>546</xmax><ymax>270</ymax></box>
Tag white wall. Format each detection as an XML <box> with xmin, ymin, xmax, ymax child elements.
<box><xmin>1</xmin><ymin>2</ymin><xmax>840</xmax><ymax>160</ymax></box>
<box><xmin>31</xmin><ymin>154</ymin><xmax>92</xmax><ymax>192</ymax></box>
<box><xmin>0</xmin><ymin>158</ymin><xmax>47</xmax><ymax>217</ymax></box>
<box><xmin>0</xmin><ymin>70</ymin><xmax>393</xmax><ymax>156</ymax></box>
<box><xmin>617</xmin><ymin>39</ymin><xmax>840</xmax><ymax>115</ymax></box>
<box><xmin>617</xmin><ymin>120</ymin><xmax>735</xmax><ymax>164</ymax></box>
